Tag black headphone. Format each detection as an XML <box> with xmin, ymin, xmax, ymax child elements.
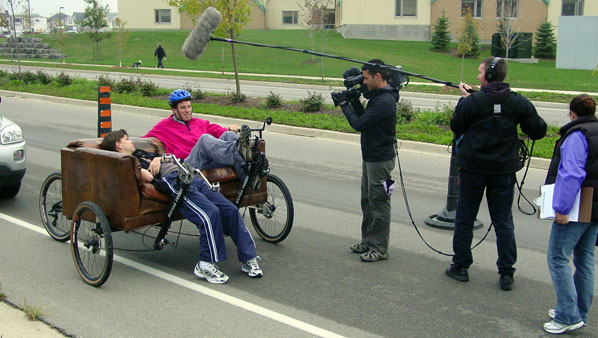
<box><xmin>485</xmin><ymin>57</ymin><xmax>500</xmax><ymax>82</ymax></box>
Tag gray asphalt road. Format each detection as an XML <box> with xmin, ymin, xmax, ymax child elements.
<box><xmin>0</xmin><ymin>94</ymin><xmax>596</xmax><ymax>337</ymax></box>
<box><xmin>0</xmin><ymin>63</ymin><xmax>571</xmax><ymax>126</ymax></box>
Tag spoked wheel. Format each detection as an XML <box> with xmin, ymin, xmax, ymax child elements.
<box><xmin>249</xmin><ymin>174</ymin><xmax>294</xmax><ymax>243</ymax></box>
<box><xmin>39</xmin><ymin>173</ymin><xmax>70</xmax><ymax>242</ymax></box>
<box><xmin>70</xmin><ymin>201</ymin><xmax>113</xmax><ymax>287</ymax></box>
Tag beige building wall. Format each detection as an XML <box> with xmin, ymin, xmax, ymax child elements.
<box><xmin>340</xmin><ymin>0</ymin><xmax>431</xmax><ymax>25</ymax></box>
<box><xmin>266</xmin><ymin>0</ymin><xmax>334</xmax><ymax>30</ymax></box>
<box><xmin>247</xmin><ymin>1</ymin><xmax>265</xmax><ymax>30</ymax></box>
<box><xmin>431</xmin><ymin>0</ymin><xmax>547</xmax><ymax>43</ymax></box>
<box><xmin>118</xmin><ymin>0</ymin><xmax>181</xmax><ymax>29</ymax></box>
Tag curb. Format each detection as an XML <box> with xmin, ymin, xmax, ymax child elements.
<box><xmin>0</xmin><ymin>89</ymin><xmax>551</xmax><ymax>170</ymax></box>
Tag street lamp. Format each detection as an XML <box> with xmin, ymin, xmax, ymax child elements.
<box><xmin>58</xmin><ymin>6</ymin><xmax>65</xmax><ymax>63</ymax></box>
<box><xmin>58</xmin><ymin>6</ymin><xmax>64</xmax><ymax>32</ymax></box>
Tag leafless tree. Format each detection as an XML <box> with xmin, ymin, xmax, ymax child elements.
<box><xmin>496</xmin><ymin>0</ymin><xmax>530</xmax><ymax>60</ymax></box>
<box><xmin>3</xmin><ymin>0</ymin><xmax>23</xmax><ymax>72</ymax></box>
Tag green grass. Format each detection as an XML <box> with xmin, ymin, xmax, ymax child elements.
<box><xmin>3</xmin><ymin>30</ymin><xmax>598</xmax><ymax>93</ymax></box>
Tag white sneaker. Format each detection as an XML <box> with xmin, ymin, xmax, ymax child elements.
<box><xmin>548</xmin><ymin>309</ymin><xmax>586</xmax><ymax>327</ymax></box>
<box><xmin>241</xmin><ymin>257</ymin><xmax>263</xmax><ymax>278</ymax></box>
<box><xmin>194</xmin><ymin>262</ymin><xmax>229</xmax><ymax>284</ymax></box>
<box><xmin>543</xmin><ymin>320</ymin><xmax>584</xmax><ymax>334</ymax></box>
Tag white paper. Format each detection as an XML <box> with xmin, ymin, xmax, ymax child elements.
<box><xmin>539</xmin><ymin>184</ymin><xmax>581</xmax><ymax>222</ymax></box>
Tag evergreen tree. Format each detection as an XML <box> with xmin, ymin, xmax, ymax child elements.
<box><xmin>534</xmin><ymin>20</ymin><xmax>556</xmax><ymax>59</ymax></box>
<box><xmin>431</xmin><ymin>11</ymin><xmax>451</xmax><ymax>52</ymax></box>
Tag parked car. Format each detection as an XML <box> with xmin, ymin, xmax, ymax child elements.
<box><xmin>0</xmin><ymin>97</ymin><xmax>26</xmax><ymax>198</ymax></box>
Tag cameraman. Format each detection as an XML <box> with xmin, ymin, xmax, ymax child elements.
<box><xmin>333</xmin><ymin>59</ymin><xmax>399</xmax><ymax>262</ymax></box>
<box><xmin>445</xmin><ymin>57</ymin><xmax>547</xmax><ymax>290</ymax></box>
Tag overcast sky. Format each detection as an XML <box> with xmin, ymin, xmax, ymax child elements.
<box><xmin>28</xmin><ymin>0</ymin><xmax>118</xmax><ymax>17</ymax></box>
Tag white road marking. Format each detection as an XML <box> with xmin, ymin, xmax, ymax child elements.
<box><xmin>0</xmin><ymin>212</ymin><xmax>345</xmax><ymax>338</ymax></box>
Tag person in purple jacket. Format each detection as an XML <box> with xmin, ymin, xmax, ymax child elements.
<box><xmin>543</xmin><ymin>94</ymin><xmax>598</xmax><ymax>334</ymax></box>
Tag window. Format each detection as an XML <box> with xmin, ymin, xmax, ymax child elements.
<box><xmin>461</xmin><ymin>0</ymin><xmax>482</xmax><ymax>17</ymax></box>
<box><xmin>154</xmin><ymin>9</ymin><xmax>171</xmax><ymax>24</ymax></box>
<box><xmin>496</xmin><ymin>0</ymin><xmax>518</xmax><ymax>18</ymax></box>
<box><xmin>282</xmin><ymin>11</ymin><xmax>298</xmax><ymax>25</ymax></box>
<box><xmin>562</xmin><ymin>0</ymin><xmax>584</xmax><ymax>16</ymax></box>
<box><xmin>395</xmin><ymin>0</ymin><xmax>417</xmax><ymax>17</ymax></box>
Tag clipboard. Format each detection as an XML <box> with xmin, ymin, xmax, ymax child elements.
<box><xmin>538</xmin><ymin>185</ymin><xmax>593</xmax><ymax>223</ymax></box>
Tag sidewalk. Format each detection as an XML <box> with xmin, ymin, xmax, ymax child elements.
<box><xmin>0</xmin><ymin>300</ymin><xmax>67</xmax><ymax>337</ymax></box>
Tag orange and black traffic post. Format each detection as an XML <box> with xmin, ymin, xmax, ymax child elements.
<box><xmin>98</xmin><ymin>86</ymin><xmax>112</xmax><ymax>137</ymax></box>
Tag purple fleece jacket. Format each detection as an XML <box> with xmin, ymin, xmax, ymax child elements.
<box><xmin>553</xmin><ymin>130</ymin><xmax>588</xmax><ymax>215</ymax></box>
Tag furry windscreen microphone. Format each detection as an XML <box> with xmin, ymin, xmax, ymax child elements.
<box><xmin>182</xmin><ymin>7</ymin><xmax>222</xmax><ymax>60</ymax></box>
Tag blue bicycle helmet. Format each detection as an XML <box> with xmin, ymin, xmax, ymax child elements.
<box><xmin>168</xmin><ymin>89</ymin><xmax>192</xmax><ymax>107</ymax></box>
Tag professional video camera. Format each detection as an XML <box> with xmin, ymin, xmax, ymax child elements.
<box><xmin>331</xmin><ymin>65</ymin><xmax>408</xmax><ymax>107</ymax></box>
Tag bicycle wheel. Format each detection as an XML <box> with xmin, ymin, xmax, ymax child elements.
<box><xmin>39</xmin><ymin>173</ymin><xmax>70</xmax><ymax>242</ymax></box>
<box><xmin>249</xmin><ymin>174</ymin><xmax>294</xmax><ymax>243</ymax></box>
<box><xmin>70</xmin><ymin>201</ymin><xmax>113</xmax><ymax>287</ymax></box>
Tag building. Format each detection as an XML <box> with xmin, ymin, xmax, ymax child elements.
<box><xmin>117</xmin><ymin>0</ymin><xmax>335</xmax><ymax>30</ymax></box>
<box><xmin>116</xmin><ymin>0</ymin><xmax>598</xmax><ymax>42</ymax></box>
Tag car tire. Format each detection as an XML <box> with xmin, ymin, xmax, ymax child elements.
<box><xmin>0</xmin><ymin>181</ymin><xmax>21</xmax><ymax>198</ymax></box>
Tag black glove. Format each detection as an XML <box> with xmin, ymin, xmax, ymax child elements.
<box><xmin>331</xmin><ymin>90</ymin><xmax>349</xmax><ymax>107</ymax></box>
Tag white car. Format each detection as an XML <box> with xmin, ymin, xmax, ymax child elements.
<box><xmin>0</xmin><ymin>98</ymin><xmax>26</xmax><ymax>198</ymax></box>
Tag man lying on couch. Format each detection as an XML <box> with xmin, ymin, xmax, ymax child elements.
<box><xmin>101</xmin><ymin>129</ymin><xmax>263</xmax><ymax>284</ymax></box>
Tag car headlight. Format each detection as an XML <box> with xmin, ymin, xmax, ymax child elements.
<box><xmin>1</xmin><ymin>124</ymin><xmax>24</xmax><ymax>144</ymax></box>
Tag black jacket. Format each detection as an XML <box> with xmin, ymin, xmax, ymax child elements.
<box><xmin>451</xmin><ymin>82</ymin><xmax>547</xmax><ymax>174</ymax></box>
<box><xmin>341</xmin><ymin>85</ymin><xmax>399</xmax><ymax>162</ymax></box>
<box><xmin>154</xmin><ymin>46</ymin><xmax>166</xmax><ymax>59</ymax></box>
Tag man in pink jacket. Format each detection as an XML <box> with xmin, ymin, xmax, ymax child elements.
<box><xmin>144</xmin><ymin>89</ymin><xmax>256</xmax><ymax>181</ymax></box>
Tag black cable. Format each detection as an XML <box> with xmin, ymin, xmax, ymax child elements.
<box><xmin>394</xmin><ymin>144</ymin><xmax>493</xmax><ymax>257</ymax></box>
<box><xmin>515</xmin><ymin>140</ymin><xmax>537</xmax><ymax>216</ymax></box>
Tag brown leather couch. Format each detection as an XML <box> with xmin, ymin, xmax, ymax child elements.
<box><xmin>61</xmin><ymin>137</ymin><xmax>266</xmax><ymax>231</ymax></box>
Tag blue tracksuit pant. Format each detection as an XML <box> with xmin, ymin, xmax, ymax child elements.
<box><xmin>161</xmin><ymin>172</ymin><xmax>257</xmax><ymax>263</ymax></box>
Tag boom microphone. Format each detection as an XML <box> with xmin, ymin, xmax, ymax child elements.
<box><xmin>183</xmin><ymin>8</ymin><xmax>466</xmax><ymax>90</ymax></box>
<box><xmin>182</xmin><ymin>7</ymin><xmax>222</xmax><ymax>60</ymax></box>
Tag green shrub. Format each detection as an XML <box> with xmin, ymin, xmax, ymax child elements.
<box><xmin>36</xmin><ymin>71</ymin><xmax>53</xmax><ymax>85</ymax></box>
<box><xmin>21</xmin><ymin>71</ymin><xmax>37</xmax><ymax>84</ymax></box>
<box><xmin>115</xmin><ymin>77</ymin><xmax>137</xmax><ymax>93</ymax></box>
<box><xmin>396</xmin><ymin>99</ymin><xmax>418</xmax><ymax>123</ymax></box>
<box><xmin>230</xmin><ymin>92</ymin><xmax>246</xmax><ymax>103</ymax></box>
<box><xmin>300</xmin><ymin>91</ymin><xmax>324</xmax><ymax>112</ymax></box>
<box><xmin>55</xmin><ymin>72</ymin><xmax>73</xmax><ymax>87</ymax></box>
<box><xmin>265</xmin><ymin>91</ymin><xmax>283</xmax><ymax>108</ymax></box>
<box><xmin>97</xmin><ymin>74</ymin><xmax>114</xmax><ymax>87</ymax></box>
<box><xmin>138</xmin><ymin>79</ymin><xmax>159</xmax><ymax>97</ymax></box>
<box><xmin>191</xmin><ymin>89</ymin><xmax>205</xmax><ymax>100</ymax></box>
<box><xmin>9</xmin><ymin>72</ymin><xmax>23</xmax><ymax>81</ymax></box>
<box><xmin>0</xmin><ymin>70</ymin><xmax>6</xmax><ymax>78</ymax></box>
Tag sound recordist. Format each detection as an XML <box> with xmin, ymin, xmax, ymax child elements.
<box><xmin>445</xmin><ymin>57</ymin><xmax>547</xmax><ymax>290</ymax></box>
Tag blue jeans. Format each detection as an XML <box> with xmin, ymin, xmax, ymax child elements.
<box><xmin>452</xmin><ymin>170</ymin><xmax>517</xmax><ymax>275</ymax></box>
<box><xmin>547</xmin><ymin>221</ymin><xmax>598</xmax><ymax>325</ymax></box>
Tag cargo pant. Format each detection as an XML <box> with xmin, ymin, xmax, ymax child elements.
<box><xmin>360</xmin><ymin>159</ymin><xmax>395</xmax><ymax>254</ymax></box>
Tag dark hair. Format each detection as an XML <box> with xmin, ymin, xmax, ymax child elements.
<box><xmin>101</xmin><ymin>129</ymin><xmax>128</xmax><ymax>151</ymax></box>
<box><xmin>362</xmin><ymin>59</ymin><xmax>390</xmax><ymax>81</ymax></box>
<box><xmin>570</xmin><ymin>94</ymin><xmax>596</xmax><ymax>117</ymax></box>
<box><xmin>482</xmin><ymin>56</ymin><xmax>508</xmax><ymax>82</ymax></box>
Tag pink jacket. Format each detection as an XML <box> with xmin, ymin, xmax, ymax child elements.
<box><xmin>143</xmin><ymin>115</ymin><xmax>227</xmax><ymax>159</ymax></box>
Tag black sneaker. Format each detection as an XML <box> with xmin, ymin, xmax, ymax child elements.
<box><xmin>237</xmin><ymin>125</ymin><xmax>253</xmax><ymax>161</ymax></box>
<box><xmin>445</xmin><ymin>264</ymin><xmax>469</xmax><ymax>282</ymax></box>
<box><xmin>499</xmin><ymin>274</ymin><xmax>514</xmax><ymax>291</ymax></box>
